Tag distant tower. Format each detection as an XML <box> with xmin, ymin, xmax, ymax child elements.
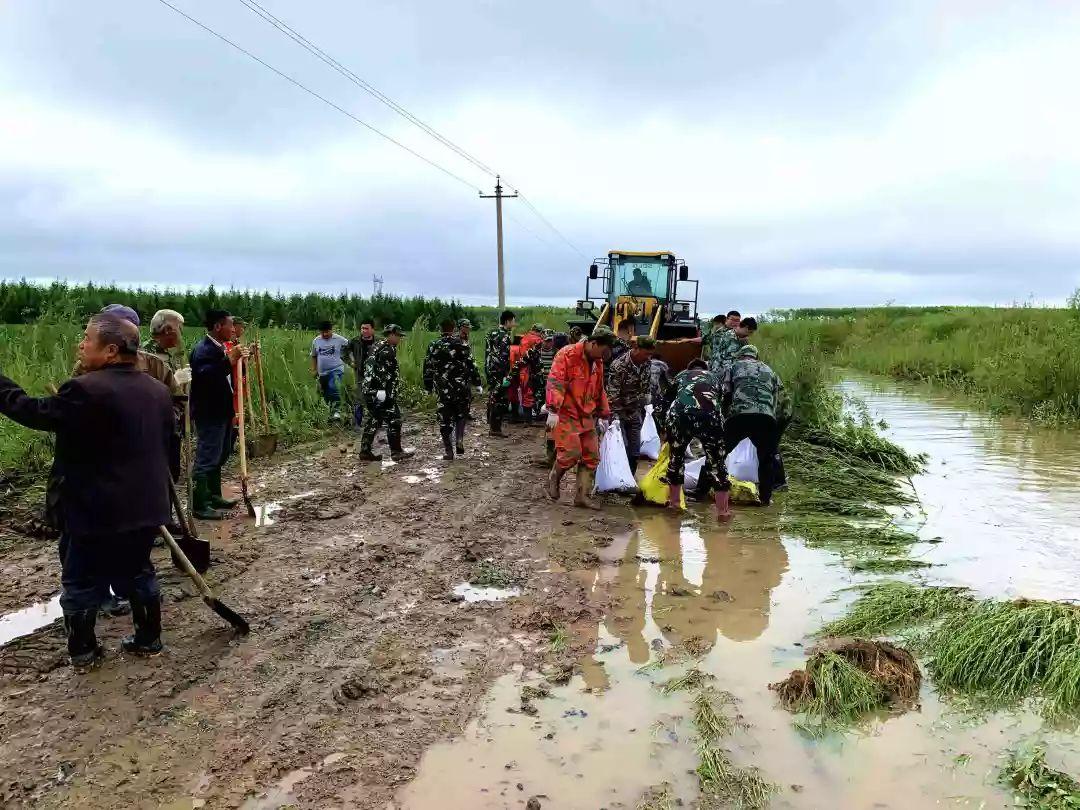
<box><xmin>373</xmin><ymin>274</ymin><xmax>384</xmax><ymax>296</ymax></box>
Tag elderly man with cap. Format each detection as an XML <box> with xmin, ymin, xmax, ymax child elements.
<box><xmin>721</xmin><ymin>344</ymin><xmax>788</xmax><ymax>506</ymax></box>
<box><xmin>606</xmin><ymin>335</ymin><xmax>656</xmax><ymax>474</ymax></box>
<box><xmin>358</xmin><ymin>324</ymin><xmax>415</xmax><ymax>462</ymax></box>
<box><xmin>423</xmin><ymin>318</ymin><xmax>482</xmax><ymax>460</ymax></box>
<box><xmin>545</xmin><ymin>325</ymin><xmax>615</xmax><ymax>508</ymax></box>
<box><xmin>72</xmin><ymin>305</ymin><xmax>180</xmax><ymax>396</ymax></box>
<box><xmin>143</xmin><ymin>309</ymin><xmax>186</xmax><ymax>373</ymax></box>
<box><xmin>0</xmin><ymin>313</ymin><xmax>177</xmax><ymax>670</ymax></box>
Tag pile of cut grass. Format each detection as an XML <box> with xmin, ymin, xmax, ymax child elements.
<box><xmin>693</xmin><ymin>688</ymin><xmax>775</xmax><ymax>810</ymax></box>
<box><xmin>823</xmin><ymin>582</ymin><xmax>1080</xmax><ymax>716</ymax></box>
<box><xmin>1002</xmin><ymin>744</ymin><xmax>1080</xmax><ymax>809</ymax></box>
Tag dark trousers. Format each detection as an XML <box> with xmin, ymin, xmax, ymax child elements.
<box><xmin>194</xmin><ymin>416</ymin><xmax>234</xmax><ymax>476</ymax></box>
<box><xmin>616</xmin><ymin>410</ymin><xmax>644</xmax><ymax>473</ymax></box>
<box><xmin>361</xmin><ymin>397</ymin><xmax>402</xmax><ymax>448</ymax></box>
<box><xmin>486</xmin><ymin>373</ymin><xmax>508</xmax><ymax>428</ymax></box>
<box><xmin>725</xmin><ymin>413</ymin><xmax>780</xmax><ymax>504</ymax></box>
<box><xmin>59</xmin><ymin>529</ymin><xmax>160</xmax><ymax>613</ymax></box>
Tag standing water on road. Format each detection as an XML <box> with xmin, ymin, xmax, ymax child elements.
<box><xmin>400</xmin><ymin>374</ymin><xmax>1080</xmax><ymax>809</ymax></box>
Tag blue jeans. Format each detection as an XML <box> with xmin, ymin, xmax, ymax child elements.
<box><xmin>319</xmin><ymin>367</ymin><xmax>345</xmax><ymax>407</ymax></box>
<box><xmin>59</xmin><ymin>529</ymin><xmax>160</xmax><ymax>613</ymax></box>
<box><xmin>194</xmin><ymin>417</ymin><xmax>234</xmax><ymax>476</ymax></box>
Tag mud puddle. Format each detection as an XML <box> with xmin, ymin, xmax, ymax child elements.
<box><xmin>0</xmin><ymin>594</ymin><xmax>61</xmax><ymax>646</ymax></box>
<box><xmin>402</xmin><ymin>376</ymin><xmax>1080</xmax><ymax>809</ymax></box>
<box><xmin>452</xmin><ymin>584</ymin><xmax>522</xmax><ymax>603</ymax></box>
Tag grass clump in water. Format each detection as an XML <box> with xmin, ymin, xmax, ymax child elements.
<box><xmin>1001</xmin><ymin>744</ymin><xmax>1080</xmax><ymax>809</ymax></box>
<box><xmin>659</xmin><ymin>667</ymin><xmax>713</xmax><ymax>695</ymax></box>
<box><xmin>821</xmin><ymin>581</ymin><xmax>973</xmax><ymax>638</ymax></box>
<box><xmin>689</xmin><ymin>687</ymin><xmax>776</xmax><ymax>809</ymax></box>
<box><xmin>849</xmin><ymin>557</ymin><xmax>932</xmax><ymax>574</ymax></box>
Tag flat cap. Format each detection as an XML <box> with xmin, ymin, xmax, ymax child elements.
<box><xmin>383</xmin><ymin>323</ymin><xmax>405</xmax><ymax>336</ymax></box>
<box><xmin>100</xmin><ymin>304</ymin><xmax>140</xmax><ymax>326</ymax></box>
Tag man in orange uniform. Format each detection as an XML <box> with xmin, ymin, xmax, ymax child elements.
<box><xmin>544</xmin><ymin>325</ymin><xmax>616</xmax><ymax>508</ymax></box>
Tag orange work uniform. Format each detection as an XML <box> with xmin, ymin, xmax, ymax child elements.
<box><xmin>546</xmin><ymin>342</ymin><xmax>610</xmax><ymax>471</ymax></box>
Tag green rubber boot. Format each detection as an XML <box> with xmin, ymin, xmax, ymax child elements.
<box><xmin>193</xmin><ymin>474</ymin><xmax>227</xmax><ymax>521</ymax></box>
<box><xmin>207</xmin><ymin>467</ymin><xmax>238</xmax><ymax>509</ymax></box>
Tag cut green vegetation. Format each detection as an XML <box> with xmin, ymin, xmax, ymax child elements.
<box><xmin>468</xmin><ymin>559</ymin><xmax>517</xmax><ymax>589</ymax></box>
<box><xmin>1002</xmin><ymin>744</ymin><xmax>1080</xmax><ymax>809</ymax></box>
<box><xmin>821</xmin><ymin>581</ymin><xmax>973</xmax><ymax>637</ymax></box>
<box><xmin>547</xmin><ymin>622</ymin><xmax>568</xmax><ymax>653</ymax></box>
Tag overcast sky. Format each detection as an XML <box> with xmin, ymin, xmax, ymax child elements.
<box><xmin>3</xmin><ymin>0</ymin><xmax>1079</xmax><ymax>313</ymax></box>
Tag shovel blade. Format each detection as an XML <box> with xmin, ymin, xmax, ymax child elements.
<box><xmin>171</xmin><ymin>533</ymin><xmax>211</xmax><ymax>574</ymax></box>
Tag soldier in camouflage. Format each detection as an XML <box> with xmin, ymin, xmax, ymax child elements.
<box><xmin>657</xmin><ymin>359</ymin><xmax>732</xmax><ymax>520</ymax></box>
<box><xmin>484</xmin><ymin>309</ymin><xmax>516</xmax><ymax>436</ymax></box>
<box><xmin>721</xmin><ymin>344</ymin><xmax>787</xmax><ymax>505</ymax></box>
<box><xmin>423</xmin><ymin>319</ymin><xmax>482</xmax><ymax>460</ymax></box>
<box><xmin>605</xmin><ymin>336</ymin><xmax>655</xmax><ymax>473</ymax></box>
<box><xmin>358</xmin><ymin>324</ymin><xmax>415</xmax><ymax>463</ymax></box>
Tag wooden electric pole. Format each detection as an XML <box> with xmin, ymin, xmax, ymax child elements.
<box><xmin>480</xmin><ymin>175</ymin><xmax>518</xmax><ymax>309</ymax></box>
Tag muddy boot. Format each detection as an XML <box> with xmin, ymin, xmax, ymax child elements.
<box><xmin>667</xmin><ymin>483</ymin><xmax>684</xmax><ymax>510</ymax></box>
<box><xmin>192</xmin><ymin>474</ymin><xmax>227</xmax><ymax>521</ymax></box>
<box><xmin>714</xmin><ymin>489</ymin><xmax>733</xmax><ymax>521</ymax></box>
<box><xmin>441</xmin><ymin>429</ymin><xmax>455</xmax><ymax>461</ymax></box>
<box><xmin>546</xmin><ymin>465</ymin><xmax>566</xmax><ymax>501</ymax></box>
<box><xmin>455</xmin><ymin>418</ymin><xmax>466</xmax><ymax>455</ymax></box>
<box><xmin>489</xmin><ymin>411</ymin><xmax>507</xmax><ymax>437</ymax></box>
<box><xmin>545</xmin><ymin>438</ymin><xmax>556</xmax><ymax>467</ymax></box>
<box><xmin>357</xmin><ymin>439</ymin><xmax>382</xmax><ymax>462</ymax></box>
<box><xmin>207</xmin><ymin>468</ymin><xmax>238</xmax><ymax>509</ymax></box>
<box><xmin>121</xmin><ymin>598</ymin><xmax>163</xmax><ymax>657</ymax></box>
<box><xmin>686</xmin><ymin>469</ymin><xmax>713</xmax><ymax>502</ymax></box>
<box><xmin>574</xmin><ymin>467</ymin><xmax>601</xmax><ymax>510</ymax></box>
<box><xmin>388</xmin><ymin>429</ymin><xmax>415</xmax><ymax>462</ymax></box>
<box><xmin>100</xmin><ymin>594</ymin><xmax>131</xmax><ymax>618</ymax></box>
<box><xmin>64</xmin><ymin>610</ymin><xmax>104</xmax><ymax>672</ymax></box>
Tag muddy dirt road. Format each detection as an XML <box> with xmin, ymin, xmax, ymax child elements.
<box><xmin>0</xmin><ymin>418</ymin><xmax>631</xmax><ymax>809</ymax></box>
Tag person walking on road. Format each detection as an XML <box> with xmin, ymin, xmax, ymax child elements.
<box><xmin>347</xmin><ymin>320</ymin><xmax>377</xmax><ymax>428</ymax></box>
<box><xmin>545</xmin><ymin>325</ymin><xmax>615</xmax><ymax>509</ymax></box>
<box><xmin>657</xmin><ymin>359</ymin><xmax>731</xmax><ymax>520</ymax></box>
<box><xmin>606</xmin><ymin>336</ymin><xmax>655</xmax><ymax>473</ymax></box>
<box><xmin>189</xmin><ymin>309</ymin><xmax>247</xmax><ymax>520</ymax></box>
<box><xmin>484</xmin><ymin>309</ymin><xmax>516</xmax><ymax>437</ymax></box>
<box><xmin>310</xmin><ymin>320</ymin><xmax>349</xmax><ymax>421</ymax></box>
<box><xmin>423</xmin><ymin>319</ymin><xmax>482</xmax><ymax>460</ymax></box>
<box><xmin>358</xmin><ymin>324</ymin><xmax>415</xmax><ymax>462</ymax></box>
<box><xmin>722</xmin><ymin>345</ymin><xmax>787</xmax><ymax>506</ymax></box>
<box><xmin>0</xmin><ymin>314</ymin><xmax>177</xmax><ymax>670</ymax></box>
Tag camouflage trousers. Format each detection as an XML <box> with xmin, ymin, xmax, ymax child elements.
<box><xmin>552</xmin><ymin>415</ymin><xmax>600</xmax><ymax>472</ymax></box>
<box><xmin>436</xmin><ymin>396</ymin><xmax>470</xmax><ymax>434</ymax></box>
<box><xmin>360</xmin><ymin>397</ymin><xmax>402</xmax><ymax>448</ymax></box>
<box><xmin>485</xmin><ymin>372</ymin><xmax>508</xmax><ymax>427</ymax></box>
<box><xmin>662</xmin><ymin>406</ymin><xmax>729</xmax><ymax>492</ymax></box>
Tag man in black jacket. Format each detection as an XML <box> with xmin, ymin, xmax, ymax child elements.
<box><xmin>189</xmin><ymin>309</ymin><xmax>246</xmax><ymax>519</ymax></box>
<box><xmin>0</xmin><ymin>314</ymin><xmax>177</xmax><ymax>670</ymax></box>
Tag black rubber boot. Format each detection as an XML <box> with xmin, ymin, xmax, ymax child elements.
<box><xmin>100</xmin><ymin>594</ymin><xmax>131</xmax><ymax>618</ymax></box>
<box><xmin>193</xmin><ymin>474</ymin><xmax>227</xmax><ymax>520</ymax></box>
<box><xmin>687</xmin><ymin>468</ymin><xmax>714</xmax><ymax>502</ymax></box>
<box><xmin>121</xmin><ymin>598</ymin><xmax>163</xmax><ymax>656</ymax></box>
<box><xmin>455</xmin><ymin>418</ymin><xmax>466</xmax><ymax>455</ymax></box>
<box><xmin>357</xmin><ymin>442</ymin><xmax>382</xmax><ymax>461</ymax></box>
<box><xmin>207</xmin><ymin>468</ymin><xmax>238</xmax><ymax>509</ymax></box>
<box><xmin>389</xmin><ymin>429</ymin><xmax>415</xmax><ymax>461</ymax></box>
<box><xmin>441</xmin><ymin>428</ymin><xmax>455</xmax><ymax>461</ymax></box>
<box><xmin>64</xmin><ymin>610</ymin><xmax>104</xmax><ymax>671</ymax></box>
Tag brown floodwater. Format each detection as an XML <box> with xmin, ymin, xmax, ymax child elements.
<box><xmin>400</xmin><ymin>375</ymin><xmax>1080</xmax><ymax>809</ymax></box>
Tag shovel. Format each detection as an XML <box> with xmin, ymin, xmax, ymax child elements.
<box><xmin>158</xmin><ymin>525</ymin><xmax>250</xmax><ymax>635</ymax></box>
<box><xmin>167</xmin><ymin>478</ymin><xmax>210</xmax><ymax>574</ymax></box>
<box><xmin>236</xmin><ymin>356</ymin><xmax>256</xmax><ymax>518</ymax></box>
<box><xmin>248</xmin><ymin>341</ymin><xmax>278</xmax><ymax>458</ymax></box>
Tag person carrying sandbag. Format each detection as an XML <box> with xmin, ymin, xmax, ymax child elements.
<box><xmin>605</xmin><ymin>336</ymin><xmax>655</xmax><ymax>474</ymax></box>
<box><xmin>657</xmin><ymin>359</ymin><xmax>732</xmax><ymax>520</ymax></box>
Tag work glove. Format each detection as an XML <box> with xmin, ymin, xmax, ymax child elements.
<box><xmin>476</xmin><ymin>386</ymin><xmax>484</xmax><ymax>396</ymax></box>
<box><xmin>376</xmin><ymin>390</ymin><xmax>387</xmax><ymax>403</ymax></box>
<box><xmin>597</xmin><ymin>418</ymin><xmax>609</xmax><ymax>435</ymax></box>
<box><xmin>174</xmin><ymin>367</ymin><xmax>192</xmax><ymax>386</ymax></box>
<box><xmin>501</xmin><ymin>377</ymin><xmax>511</xmax><ymax>388</ymax></box>
<box><xmin>546</xmin><ymin>412</ymin><xmax>559</xmax><ymax>430</ymax></box>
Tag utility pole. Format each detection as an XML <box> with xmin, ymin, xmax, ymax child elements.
<box><xmin>480</xmin><ymin>175</ymin><xmax>518</xmax><ymax>309</ymax></box>
<box><xmin>372</xmin><ymin>274</ymin><xmax>384</xmax><ymax>296</ymax></box>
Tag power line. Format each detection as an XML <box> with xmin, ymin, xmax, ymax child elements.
<box><xmin>515</xmin><ymin>192</ymin><xmax>588</xmax><ymax>259</ymax></box>
<box><xmin>234</xmin><ymin>0</ymin><xmax>498</xmax><ymax>179</ymax></box>
<box><xmin>152</xmin><ymin>0</ymin><xmax>481</xmax><ymax>192</ymax></box>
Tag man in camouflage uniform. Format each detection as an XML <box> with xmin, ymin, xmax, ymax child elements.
<box><xmin>484</xmin><ymin>309</ymin><xmax>516</xmax><ymax>436</ymax></box>
<box><xmin>143</xmin><ymin>309</ymin><xmax>186</xmax><ymax>373</ymax></box>
<box><xmin>658</xmin><ymin>359</ymin><xmax>731</xmax><ymax>520</ymax></box>
<box><xmin>423</xmin><ymin>319</ymin><xmax>482</xmax><ymax>460</ymax></box>
<box><xmin>545</xmin><ymin>325</ymin><xmax>615</xmax><ymax>509</ymax></box>
<box><xmin>721</xmin><ymin>344</ymin><xmax>787</xmax><ymax>506</ymax></box>
<box><xmin>358</xmin><ymin>324</ymin><xmax>414</xmax><ymax>462</ymax></box>
<box><xmin>605</xmin><ymin>336</ymin><xmax>655</xmax><ymax>473</ymax></box>
<box><xmin>607</xmin><ymin>319</ymin><xmax>635</xmax><ymax>377</ymax></box>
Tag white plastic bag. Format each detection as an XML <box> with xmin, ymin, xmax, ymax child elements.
<box><xmin>726</xmin><ymin>438</ymin><xmax>759</xmax><ymax>483</ymax></box>
<box><xmin>595</xmin><ymin>419</ymin><xmax>638</xmax><ymax>492</ymax></box>
<box><xmin>639</xmin><ymin>404</ymin><xmax>661</xmax><ymax>460</ymax></box>
<box><xmin>683</xmin><ymin>456</ymin><xmax>705</xmax><ymax>490</ymax></box>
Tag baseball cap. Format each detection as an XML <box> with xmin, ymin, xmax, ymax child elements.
<box><xmin>456</xmin><ymin>318</ymin><xmax>473</xmax><ymax>329</ymax></box>
<box><xmin>589</xmin><ymin>325</ymin><xmax>616</xmax><ymax>346</ymax></box>
<box><xmin>100</xmin><ymin>304</ymin><xmax>140</xmax><ymax>326</ymax></box>
<box><xmin>383</xmin><ymin>324</ymin><xmax>405</xmax><ymax>336</ymax></box>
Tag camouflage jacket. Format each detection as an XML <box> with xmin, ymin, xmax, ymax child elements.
<box><xmin>362</xmin><ymin>339</ymin><xmax>399</xmax><ymax>402</ymax></box>
<box><xmin>722</xmin><ymin>357</ymin><xmax>784</xmax><ymax>419</ymax></box>
<box><xmin>705</xmin><ymin>328</ymin><xmax>743</xmax><ymax>376</ymax></box>
<box><xmin>605</xmin><ymin>350</ymin><xmax>651</xmax><ymax>416</ymax></box>
<box><xmin>659</xmin><ymin>368</ymin><xmax>724</xmax><ymax>430</ymax></box>
<box><xmin>423</xmin><ymin>335</ymin><xmax>481</xmax><ymax>403</ymax></box>
<box><xmin>484</xmin><ymin>326</ymin><xmax>512</xmax><ymax>379</ymax></box>
<box><xmin>142</xmin><ymin>337</ymin><xmax>183</xmax><ymax>373</ymax></box>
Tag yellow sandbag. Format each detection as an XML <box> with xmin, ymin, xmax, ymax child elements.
<box><xmin>730</xmin><ymin>477</ymin><xmax>760</xmax><ymax>505</ymax></box>
<box><xmin>639</xmin><ymin>443</ymin><xmax>686</xmax><ymax>508</ymax></box>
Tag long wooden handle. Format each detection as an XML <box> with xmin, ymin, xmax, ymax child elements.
<box><xmin>159</xmin><ymin>525</ymin><xmax>213</xmax><ymax>600</ymax></box>
<box><xmin>236</xmin><ymin>356</ymin><xmax>248</xmax><ymax>479</ymax></box>
<box><xmin>244</xmin><ymin>359</ymin><xmax>257</xmax><ymax>429</ymax></box>
<box><xmin>167</xmin><ymin>477</ymin><xmax>198</xmax><ymax>539</ymax></box>
<box><xmin>255</xmin><ymin>339</ymin><xmax>270</xmax><ymax>430</ymax></box>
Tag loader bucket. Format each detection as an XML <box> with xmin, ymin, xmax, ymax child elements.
<box><xmin>653</xmin><ymin>340</ymin><xmax>702</xmax><ymax>374</ymax></box>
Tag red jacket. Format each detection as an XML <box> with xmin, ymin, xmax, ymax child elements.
<box><xmin>546</xmin><ymin>342</ymin><xmax>610</xmax><ymax>422</ymax></box>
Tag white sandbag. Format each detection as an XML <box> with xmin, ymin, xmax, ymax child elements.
<box><xmin>683</xmin><ymin>456</ymin><xmax>706</xmax><ymax>490</ymax></box>
<box><xmin>726</xmin><ymin>438</ymin><xmax>759</xmax><ymax>483</ymax></box>
<box><xmin>595</xmin><ymin>419</ymin><xmax>638</xmax><ymax>492</ymax></box>
<box><xmin>639</xmin><ymin>404</ymin><xmax>661</xmax><ymax>460</ymax></box>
